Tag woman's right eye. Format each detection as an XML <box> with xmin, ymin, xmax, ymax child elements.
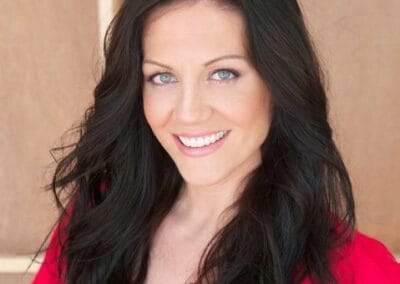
<box><xmin>148</xmin><ymin>72</ymin><xmax>177</xmax><ymax>85</ymax></box>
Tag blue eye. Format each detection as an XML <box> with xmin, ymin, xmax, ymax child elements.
<box><xmin>210</xmin><ymin>69</ymin><xmax>238</xmax><ymax>81</ymax></box>
<box><xmin>149</xmin><ymin>72</ymin><xmax>177</xmax><ymax>85</ymax></box>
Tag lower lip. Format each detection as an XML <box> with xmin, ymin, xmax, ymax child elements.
<box><xmin>174</xmin><ymin>131</ymin><xmax>230</xmax><ymax>158</ymax></box>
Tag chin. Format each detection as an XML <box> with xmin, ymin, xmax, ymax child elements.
<box><xmin>178</xmin><ymin>166</ymin><xmax>229</xmax><ymax>188</ymax></box>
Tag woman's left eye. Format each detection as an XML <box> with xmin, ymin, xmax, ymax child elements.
<box><xmin>210</xmin><ymin>69</ymin><xmax>239</xmax><ymax>81</ymax></box>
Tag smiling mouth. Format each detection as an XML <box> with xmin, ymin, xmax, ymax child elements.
<box><xmin>175</xmin><ymin>130</ymin><xmax>229</xmax><ymax>148</ymax></box>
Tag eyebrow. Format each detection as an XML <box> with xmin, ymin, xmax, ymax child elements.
<box><xmin>142</xmin><ymin>54</ymin><xmax>248</xmax><ymax>69</ymax></box>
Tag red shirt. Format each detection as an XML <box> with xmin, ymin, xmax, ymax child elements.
<box><xmin>32</xmin><ymin>225</ymin><xmax>400</xmax><ymax>283</ymax></box>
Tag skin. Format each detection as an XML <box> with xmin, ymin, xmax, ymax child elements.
<box><xmin>142</xmin><ymin>1</ymin><xmax>271</xmax><ymax>282</ymax></box>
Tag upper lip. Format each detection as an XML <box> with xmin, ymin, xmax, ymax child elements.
<box><xmin>174</xmin><ymin>130</ymin><xmax>229</xmax><ymax>138</ymax></box>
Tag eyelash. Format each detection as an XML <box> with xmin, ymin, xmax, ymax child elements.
<box><xmin>146</xmin><ymin>69</ymin><xmax>240</xmax><ymax>86</ymax></box>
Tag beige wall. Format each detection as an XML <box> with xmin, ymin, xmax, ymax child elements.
<box><xmin>0</xmin><ymin>0</ymin><xmax>398</xmax><ymax>281</ymax></box>
<box><xmin>300</xmin><ymin>0</ymin><xmax>400</xmax><ymax>252</ymax></box>
<box><xmin>0</xmin><ymin>0</ymin><xmax>99</xmax><ymax>281</ymax></box>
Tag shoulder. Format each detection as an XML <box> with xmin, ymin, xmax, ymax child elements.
<box><xmin>329</xmin><ymin>230</ymin><xmax>400</xmax><ymax>283</ymax></box>
<box><xmin>32</xmin><ymin>182</ymin><xmax>107</xmax><ymax>284</ymax></box>
<box><xmin>31</xmin><ymin>220</ymin><xmax>66</xmax><ymax>284</ymax></box>
<box><xmin>32</xmin><ymin>205</ymin><xmax>73</xmax><ymax>284</ymax></box>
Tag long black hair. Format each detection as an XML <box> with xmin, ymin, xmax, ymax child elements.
<box><xmin>36</xmin><ymin>0</ymin><xmax>356</xmax><ymax>283</ymax></box>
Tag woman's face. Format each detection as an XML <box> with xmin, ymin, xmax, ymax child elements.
<box><xmin>142</xmin><ymin>1</ymin><xmax>271</xmax><ymax>187</ymax></box>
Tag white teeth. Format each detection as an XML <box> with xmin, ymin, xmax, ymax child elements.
<box><xmin>178</xmin><ymin>130</ymin><xmax>228</xmax><ymax>148</ymax></box>
<box><xmin>210</xmin><ymin>135</ymin><xmax>216</xmax><ymax>144</ymax></box>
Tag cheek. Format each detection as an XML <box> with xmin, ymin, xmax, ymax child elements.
<box><xmin>143</xmin><ymin>88</ymin><xmax>173</xmax><ymax>129</ymax></box>
<box><xmin>219</xmin><ymin>80</ymin><xmax>271</xmax><ymax>127</ymax></box>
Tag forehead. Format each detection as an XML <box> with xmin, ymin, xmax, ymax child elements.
<box><xmin>142</xmin><ymin>1</ymin><xmax>248</xmax><ymax>60</ymax></box>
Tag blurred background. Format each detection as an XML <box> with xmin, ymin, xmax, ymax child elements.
<box><xmin>0</xmin><ymin>0</ymin><xmax>399</xmax><ymax>283</ymax></box>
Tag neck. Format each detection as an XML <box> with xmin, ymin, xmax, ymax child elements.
<box><xmin>169</xmin><ymin>158</ymin><xmax>260</xmax><ymax>232</ymax></box>
<box><xmin>174</xmin><ymin>182</ymin><xmax>240</xmax><ymax>227</ymax></box>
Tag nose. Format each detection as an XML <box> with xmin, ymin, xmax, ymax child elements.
<box><xmin>173</xmin><ymin>81</ymin><xmax>212</xmax><ymax>124</ymax></box>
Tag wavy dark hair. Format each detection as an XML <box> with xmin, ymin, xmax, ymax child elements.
<box><xmin>35</xmin><ymin>0</ymin><xmax>356</xmax><ymax>283</ymax></box>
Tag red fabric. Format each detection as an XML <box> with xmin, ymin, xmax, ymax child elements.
<box><xmin>32</xmin><ymin>207</ymin><xmax>69</xmax><ymax>284</ymax></box>
<box><xmin>300</xmin><ymin>231</ymin><xmax>400</xmax><ymax>283</ymax></box>
<box><xmin>31</xmin><ymin>227</ymin><xmax>400</xmax><ymax>284</ymax></box>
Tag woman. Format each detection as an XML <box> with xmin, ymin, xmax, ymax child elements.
<box><xmin>32</xmin><ymin>0</ymin><xmax>400</xmax><ymax>283</ymax></box>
